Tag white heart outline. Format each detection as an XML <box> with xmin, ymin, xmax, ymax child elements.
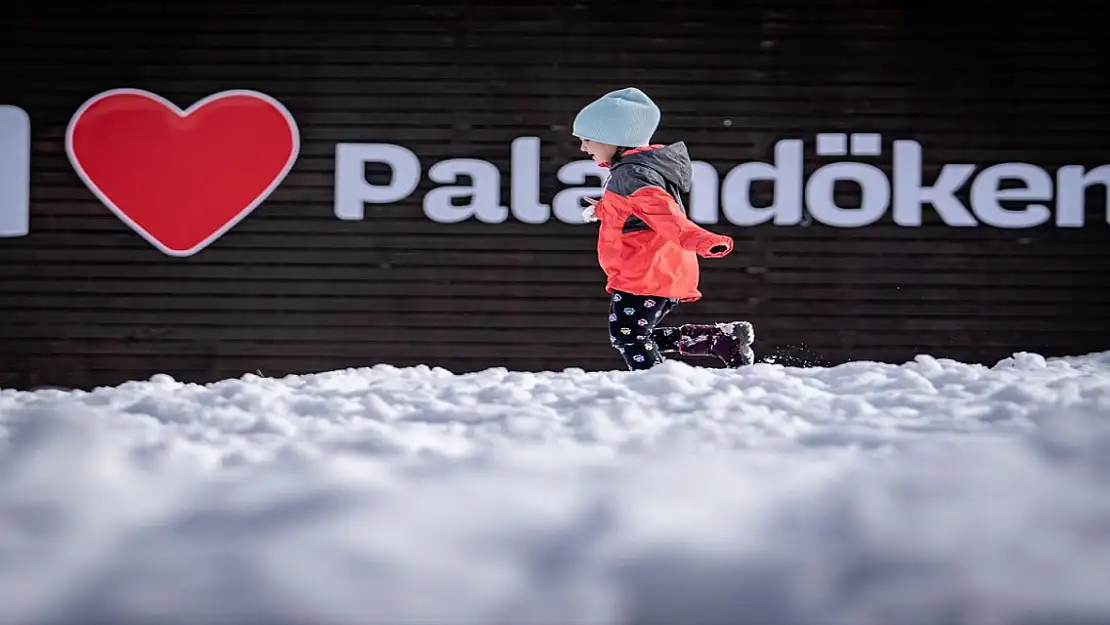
<box><xmin>64</xmin><ymin>87</ymin><xmax>301</xmax><ymax>258</ymax></box>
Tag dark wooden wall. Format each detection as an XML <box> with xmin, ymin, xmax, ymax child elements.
<box><xmin>1</xmin><ymin>0</ymin><xmax>1109</xmax><ymax>390</ymax></box>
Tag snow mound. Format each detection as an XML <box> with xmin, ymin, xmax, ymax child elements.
<box><xmin>2</xmin><ymin>352</ymin><xmax>1110</xmax><ymax>625</ymax></box>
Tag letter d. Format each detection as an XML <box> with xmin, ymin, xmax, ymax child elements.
<box><xmin>0</xmin><ymin>105</ymin><xmax>30</xmax><ymax>237</ymax></box>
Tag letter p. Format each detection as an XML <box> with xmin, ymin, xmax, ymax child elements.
<box><xmin>0</xmin><ymin>105</ymin><xmax>30</xmax><ymax>237</ymax></box>
<box><xmin>334</xmin><ymin>142</ymin><xmax>421</xmax><ymax>220</ymax></box>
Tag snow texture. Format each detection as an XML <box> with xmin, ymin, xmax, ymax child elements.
<box><xmin>2</xmin><ymin>351</ymin><xmax>1110</xmax><ymax>625</ymax></box>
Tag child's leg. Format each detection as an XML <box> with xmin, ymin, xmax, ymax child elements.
<box><xmin>608</xmin><ymin>291</ymin><xmax>679</xmax><ymax>370</ymax></box>
<box><xmin>653</xmin><ymin>321</ymin><xmax>756</xmax><ymax>367</ymax></box>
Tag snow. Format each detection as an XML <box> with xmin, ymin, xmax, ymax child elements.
<box><xmin>2</xmin><ymin>351</ymin><xmax>1110</xmax><ymax>625</ymax></box>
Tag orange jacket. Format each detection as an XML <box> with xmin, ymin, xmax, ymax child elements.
<box><xmin>593</xmin><ymin>143</ymin><xmax>733</xmax><ymax>302</ymax></box>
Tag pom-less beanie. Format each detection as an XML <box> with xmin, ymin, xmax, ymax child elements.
<box><xmin>572</xmin><ymin>87</ymin><xmax>661</xmax><ymax>148</ymax></box>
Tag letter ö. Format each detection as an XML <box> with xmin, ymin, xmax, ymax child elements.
<box><xmin>806</xmin><ymin>133</ymin><xmax>890</xmax><ymax>227</ymax></box>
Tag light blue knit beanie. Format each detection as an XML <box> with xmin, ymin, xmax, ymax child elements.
<box><xmin>572</xmin><ymin>87</ymin><xmax>661</xmax><ymax>148</ymax></box>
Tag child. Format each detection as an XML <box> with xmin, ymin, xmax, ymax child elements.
<box><xmin>573</xmin><ymin>87</ymin><xmax>755</xmax><ymax>371</ymax></box>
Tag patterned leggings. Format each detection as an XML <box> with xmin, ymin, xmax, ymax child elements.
<box><xmin>607</xmin><ymin>290</ymin><xmax>684</xmax><ymax>370</ymax></box>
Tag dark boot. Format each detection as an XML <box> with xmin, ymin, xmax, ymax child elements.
<box><xmin>673</xmin><ymin>322</ymin><xmax>755</xmax><ymax>368</ymax></box>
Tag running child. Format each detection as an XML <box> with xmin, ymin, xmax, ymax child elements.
<box><xmin>573</xmin><ymin>87</ymin><xmax>755</xmax><ymax>370</ymax></box>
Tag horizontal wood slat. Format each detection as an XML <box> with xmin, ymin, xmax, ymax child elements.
<box><xmin>0</xmin><ymin>0</ymin><xmax>1108</xmax><ymax>389</ymax></box>
<box><xmin>2</xmin><ymin>315</ymin><xmax>1102</xmax><ymax>342</ymax></box>
<box><xmin>0</xmin><ymin>262</ymin><xmax>1103</xmax><ymax>295</ymax></box>
<box><xmin>2</xmin><ymin>289</ymin><xmax>1103</xmax><ymax>314</ymax></box>
<box><xmin>3</xmin><ymin>302</ymin><xmax>1100</xmax><ymax>326</ymax></box>
<box><xmin>0</xmin><ymin>330</ymin><xmax>1087</xmax><ymax>355</ymax></box>
<box><xmin>0</xmin><ymin>254</ymin><xmax>1106</xmax><ymax>278</ymax></box>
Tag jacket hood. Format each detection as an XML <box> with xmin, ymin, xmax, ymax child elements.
<box><xmin>612</xmin><ymin>142</ymin><xmax>694</xmax><ymax>193</ymax></box>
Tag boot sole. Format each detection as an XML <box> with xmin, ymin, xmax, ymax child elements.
<box><xmin>736</xmin><ymin>344</ymin><xmax>755</xmax><ymax>367</ymax></box>
<box><xmin>716</xmin><ymin>321</ymin><xmax>756</xmax><ymax>368</ymax></box>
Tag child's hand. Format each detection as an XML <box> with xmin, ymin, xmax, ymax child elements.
<box><xmin>581</xmin><ymin>196</ymin><xmax>600</xmax><ymax>223</ymax></box>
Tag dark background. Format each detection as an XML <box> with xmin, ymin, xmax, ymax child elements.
<box><xmin>1</xmin><ymin>0</ymin><xmax>1108</xmax><ymax>390</ymax></box>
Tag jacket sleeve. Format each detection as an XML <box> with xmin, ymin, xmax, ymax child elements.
<box><xmin>626</xmin><ymin>186</ymin><xmax>734</xmax><ymax>258</ymax></box>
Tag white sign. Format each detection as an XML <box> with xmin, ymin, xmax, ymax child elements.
<box><xmin>0</xmin><ymin>105</ymin><xmax>31</xmax><ymax>237</ymax></box>
<box><xmin>334</xmin><ymin>132</ymin><xmax>1110</xmax><ymax>228</ymax></box>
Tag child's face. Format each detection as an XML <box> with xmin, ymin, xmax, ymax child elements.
<box><xmin>579</xmin><ymin>139</ymin><xmax>618</xmax><ymax>165</ymax></box>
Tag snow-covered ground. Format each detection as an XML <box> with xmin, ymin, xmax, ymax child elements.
<box><xmin>2</xmin><ymin>351</ymin><xmax>1110</xmax><ymax>625</ymax></box>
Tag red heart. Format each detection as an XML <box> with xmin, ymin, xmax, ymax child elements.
<box><xmin>66</xmin><ymin>88</ymin><xmax>300</xmax><ymax>257</ymax></box>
